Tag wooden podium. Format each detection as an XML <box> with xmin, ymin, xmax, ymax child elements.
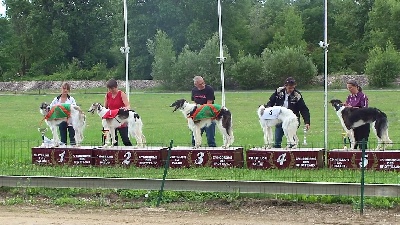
<box><xmin>161</xmin><ymin>146</ymin><xmax>244</xmax><ymax>168</ymax></box>
<box><xmin>32</xmin><ymin>146</ymin><xmax>167</xmax><ymax>167</ymax></box>
<box><xmin>328</xmin><ymin>149</ymin><xmax>400</xmax><ymax>171</ymax></box>
<box><xmin>246</xmin><ymin>147</ymin><xmax>325</xmax><ymax>169</ymax></box>
<box><xmin>31</xmin><ymin>146</ymin><xmax>244</xmax><ymax>168</ymax></box>
<box><xmin>32</xmin><ymin>146</ymin><xmax>94</xmax><ymax>166</ymax></box>
<box><xmin>92</xmin><ymin>146</ymin><xmax>166</xmax><ymax>167</ymax></box>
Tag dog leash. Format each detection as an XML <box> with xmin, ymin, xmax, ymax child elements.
<box><xmin>303</xmin><ymin>126</ymin><xmax>307</xmax><ymax>146</ymax></box>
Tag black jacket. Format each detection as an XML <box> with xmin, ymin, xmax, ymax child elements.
<box><xmin>266</xmin><ymin>87</ymin><xmax>310</xmax><ymax>125</ymax></box>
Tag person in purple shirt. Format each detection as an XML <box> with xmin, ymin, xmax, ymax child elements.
<box><xmin>344</xmin><ymin>79</ymin><xmax>369</xmax><ymax>149</ymax></box>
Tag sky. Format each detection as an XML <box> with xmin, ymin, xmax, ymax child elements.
<box><xmin>0</xmin><ymin>3</ymin><xmax>5</xmax><ymax>17</ymax></box>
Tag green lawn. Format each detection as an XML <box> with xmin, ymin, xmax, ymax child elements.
<box><xmin>1</xmin><ymin>89</ymin><xmax>399</xmax><ymax>148</ymax></box>
<box><xmin>0</xmin><ymin>89</ymin><xmax>400</xmax><ymax>183</ymax></box>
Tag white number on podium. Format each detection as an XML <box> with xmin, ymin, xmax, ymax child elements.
<box><xmin>195</xmin><ymin>152</ymin><xmax>205</xmax><ymax>165</ymax></box>
<box><xmin>276</xmin><ymin>153</ymin><xmax>287</xmax><ymax>166</ymax></box>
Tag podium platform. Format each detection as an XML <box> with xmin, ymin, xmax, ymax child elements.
<box><xmin>328</xmin><ymin>149</ymin><xmax>400</xmax><ymax>170</ymax></box>
<box><xmin>162</xmin><ymin>146</ymin><xmax>244</xmax><ymax>168</ymax></box>
<box><xmin>31</xmin><ymin>145</ymin><xmax>244</xmax><ymax>168</ymax></box>
<box><xmin>32</xmin><ymin>146</ymin><xmax>94</xmax><ymax>166</ymax></box>
<box><xmin>246</xmin><ymin>147</ymin><xmax>325</xmax><ymax>169</ymax></box>
<box><xmin>32</xmin><ymin>146</ymin><xmax>167</xmax><ymax>167</ymax></box>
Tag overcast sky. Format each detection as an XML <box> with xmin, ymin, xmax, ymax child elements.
<box><xmin>0</xmin><ymin>3</ymin><xmax>5</xmax><ymax>17</ymax></box>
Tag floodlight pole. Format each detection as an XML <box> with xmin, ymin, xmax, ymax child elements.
<box><xmin>323</xmin><ymin>0</ymin><xmax>329</xmax><ymax>151</ymax></box>
<box><xmin>217</xmin><ymin>0</ymin><xmax>226</xmax><ymax>106</ymax></box>
<box><xmin>123</xmin><ymin>0</ymin><xmax>130</xmax><ymax>101</ymax></box>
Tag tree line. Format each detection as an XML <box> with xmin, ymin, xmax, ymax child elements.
<box><xmin>1</xmin><ymin>0</ymin><xmax>400</xmax><ymax>89</ymax></box>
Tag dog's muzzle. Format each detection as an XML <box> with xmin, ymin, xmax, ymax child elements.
<box><xmin>170</xmin><ymin>104</ymin><xmax>178</xmax><ymax>112</ymax></box>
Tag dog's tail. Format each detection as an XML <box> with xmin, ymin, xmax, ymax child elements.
<box><xmin>220</xmin><ymin>108</ymin><xmax>232</xmax><ymax>135</ymax></box>
<box><xmin>375</xmin><ymin>110</ymin><xmax>388</xmax><ymax>139</ymax></box>
<box><xmin>257</xmin><ymin>105</ymin><xmax>266</xmax><ymax>118</ymax></box>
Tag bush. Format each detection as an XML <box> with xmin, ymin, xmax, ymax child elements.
<box><xmin>230</xmin><ymin>51</ymin><xmax>265</xmax><ymax>90</ymax></box>
<box><xmin>365</xmin><ymin>42</ymin><xmax>400</xmax><ymax>87</ymax></box>
<box><xmin>170</xmin><ymin>33</ymin><xmax>231</xmax><ymax>91</ymax></box>
<box><xmin>261</xmin><ymin>47</ymin><xmax>317</xmax><ymax>88</ymax></box>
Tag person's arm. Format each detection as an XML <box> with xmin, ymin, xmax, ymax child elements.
<box><xmin>70</xmin><ymin>96</ymin><xmax>77</xmax><ymax>105</ymax></box>
<box><xmin>297</xmin><ymin>96</ymin><xmax>311</xmax><ymax>130</ymax></box>
<box><xmin>206</xmin><ymin>86</ymin><xmax>215</xmax><ymax>104</ymax></box>
<box><xmin>104</xmin><ymin>94</ymin><xmax>108</xmax><ymax>108</ymax></box>
<box><xmin>265</xmin><ymin>91</ymin><xmax>277</xmax><ymax>107</ymax></box>
<box><xmin>360</xmin><ymin>93</ymin><xmax>368</xmax><ymax>108</ymax></box>
<box><xmin>121</xmin><ymin>91</ymin><xmax>131</xmax><ymax>109</ymax></box>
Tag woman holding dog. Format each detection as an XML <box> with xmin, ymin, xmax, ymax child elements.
<box><xmin>49</xmin><ymin>82</ymin><xmax>76</xmax><ymax>145</ymax></box>
<box><xmin>266</xmin><ymin>77</ymin><xmax>310</xmax><ymax>148</ymax></box>
<box><xmin>104</xmin><ymin>78</ymin><xmax>132</xmax><ymax>146</ymax></box>
<box><xmin>345</xmin><ymin>79</ymin><xmax>369</xmax><ymax>149</ymax></box>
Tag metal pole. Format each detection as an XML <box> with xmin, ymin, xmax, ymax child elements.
<box><xmin>360</xmin><ymin>139</ymin><xmax>366</xmax><ymax>215</ymax></box>
<box><xmin>156</xmin><ymin>140</ymin><xmax>173</xmax><ymax>207</ymax></box>
<box><xmin>123</xmin><ymin>0</ymin><xmax>130</xmax><ymax>101</ymax></box>
<box><xmin>217</xmin><ymin>0</ymin><xmax>226</xmax><ymax>106</ymax></box>
<box><xmin>323</xmin><ymin>0</ymin><xmax>328</xmax><ymax>152</ymax></box>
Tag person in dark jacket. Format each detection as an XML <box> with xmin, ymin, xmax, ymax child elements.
<box><xmin>266</xmin><ymin>77</ymin><xmax>311</xmax><ymax>148</ymax></box>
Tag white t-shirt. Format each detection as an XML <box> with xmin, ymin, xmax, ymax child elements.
<box><xmin>50</xmin><ymin>95</ymin><xmax>76</xmax><ymax>107</ymax></box>
<box><xmin>283</xmin><ymin>93</ymin><xmax>289</xmax><ymax>108</ymax></box>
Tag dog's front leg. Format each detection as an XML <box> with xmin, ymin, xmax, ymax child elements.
<box><xmin>102</xmin><ymin>121</ymin><xmax>112</xmax><ymax>147</ymax></box>
<box><xmin>347</xmin><ymin>130</ymin><xmax>356</xmax><ymax>150</ymax></box>
<box><xmin>51</xmin><ymin>124</ymin><xmax>60</xmax><ymax>147</ymax></box>
<box><xmin>109</xmin><ymin>128</ymin><xmax>117</xmax><ymax>147</ymax></box>
<box><xmin>193</xmin><ymin>128</ymin><xmax>202</xmax><ymax>148</ymax></box>
<box><xmin>265</xmin><ymin>126</ymin><xmax>273</xmax><ymax>149</ymax></box>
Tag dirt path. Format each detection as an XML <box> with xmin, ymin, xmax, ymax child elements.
<box><xmin>0</xmin><ymin>204</ymin><xmax>399</xmax><ymax>225</ymax></box>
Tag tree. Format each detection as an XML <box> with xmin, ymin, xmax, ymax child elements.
<box><xmin>268</xmin><ymin>6</ymin><xmax>307</xmax><ymax>51</ymax></box>
<box><xmin>365</xmin><ymin>42</ymin><xmax>400</xmax><ymax>87</ymax></box>
<box><xmin>147</xmin><ymin>30</ymin><xmax>176</xmax><ymax>88</ymax></box>
<box><xmin>171</xmin><ymin>33</ymin><xmax>231</xmax><ymax>90</ymax></box>
<box><xmin>262</xmin><ymin>47</ymin><xmax>317</xmax><ymax>88</ymax></box>
<box><xmin>230</xmin><ymin>51</ymin><xmax>264</xmax><ymax>90</ymax></box>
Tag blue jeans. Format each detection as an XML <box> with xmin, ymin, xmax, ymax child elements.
<box><xmin>191</xmin><ymin>122</ymin><xmax>216</xmax><ymax>147</ymax></box>
<box><xmin>59</xmin><ymin>121</ymin><xmax>75</xmax><ymax>145</ymax></box>
<box><xmin>274</xmin><ymin>123</ymin><xmax>284</xmax><ymax>148</ymax></box>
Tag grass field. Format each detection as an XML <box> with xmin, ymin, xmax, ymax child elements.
<box><xmin>1</xmin><ymin>89</ymin><xmax>400</xmax><ymax>148</ymax></box>
<box><xmin>1</xmin><ymin>89</ymin><xmax>400</xmax><ymax>183</ymax></box>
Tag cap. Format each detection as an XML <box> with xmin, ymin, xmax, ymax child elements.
<box><xmin>284</xmin><ymin>77</ymin><xmax>296</xmax><ymax>86</ymax></box>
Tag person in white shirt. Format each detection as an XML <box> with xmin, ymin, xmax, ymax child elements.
<box><xmin>49</xmin><ymin>82</ymin><xmax>77</xmax><ymax>145</ymax></box>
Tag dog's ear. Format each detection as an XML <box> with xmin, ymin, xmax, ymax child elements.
<box><xmin>330</xmin><ymin>99</ymin><xmax>343</xmax><ymax>106</ymax></box>
<box><xmin>170</xmin><ymin>99</ymin><xmax>185</xmax><ymax>112</ymax></box>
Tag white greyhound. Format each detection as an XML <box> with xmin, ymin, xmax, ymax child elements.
<box><xmin>170</xmin><ymin>99</ymin><xmax>234</xmax><ymax>149</ymax></box>
<box><xmin>88</xmin><ymin>103</ymin><xmax>146</xmax><ymax>147</ymax></box>
<box><xmin>39</xmin><ymin>102</ymin><xmax>86</xmax><ymax>147</ymax></box>
<box><xmin>257</xmin><ymin>105</ymin><xmax>299</xmax><ymax>149</ymax></box>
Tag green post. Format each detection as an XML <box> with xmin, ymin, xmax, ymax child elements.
<box><xmin>360</xmin><ymin>138</ymin><xmax>366</xmax><ymax>215</ymax></box>
<box><xmin>156</xmin><ymin>140</ymin><xmax>173</xmax><ymax>207</ymax></box>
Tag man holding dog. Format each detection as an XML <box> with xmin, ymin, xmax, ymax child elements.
<box><xmin>191</xmin><ymin>76</ymin><xmax>217</xmax><ymax>147</ymax></box>
<box><xmin>266</xmin><ymin>77</ymin><xmax>310</xmax><ymax>148</ymax></box>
